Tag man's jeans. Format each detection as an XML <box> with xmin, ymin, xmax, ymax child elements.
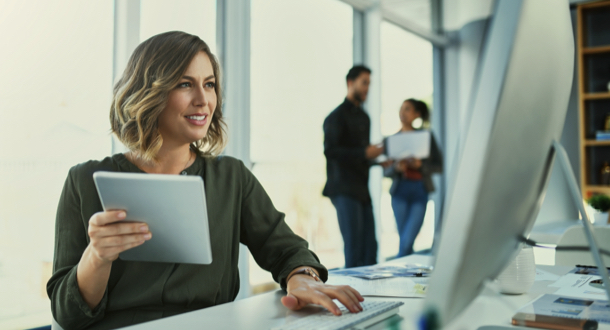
<box><xmin>330</xmin><ymin>195</ymin><xmax>377</xmax><ymax>268</ymax></box>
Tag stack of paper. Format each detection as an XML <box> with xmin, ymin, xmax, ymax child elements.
<box><xmin>549</xmin><ymin>267</ymin><xmax>609</xmax><ymax>301</ymax></box>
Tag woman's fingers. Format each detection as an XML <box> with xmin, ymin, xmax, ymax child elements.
<box><xmin>89</xmin><ymin>210</ymin><xmax>126</xmax><ymax>226</ymax></box>
<box><xmin>288</xmin><ymin>284</ymin><xmax>364</xmax><ymax>315</ymax></box>
<box><xmin>89</xmin><ymin>211</ymin><xmax>149</xmax><ymax>238</ymax></box>
<box><xmin>308</xmin><ymin>290</ymin><xmax>342</xmax><ymax>315</ymax></box>
<box><xmin>320</xmin><ymin>286</ymin><xmax>363</xmax><ymax>313</ymax></box>
<box><xmin>90</xmin><ymin>233</ymin><xmax>151</xmax><ymax>260</ymax></box>
<box><xmin>286</xmin><ymin>287</ymin><xmax>341</xmax><ymax>315</ymax></box>
<box><xmin>92</xmin><ymin>232</ymin><xmax>152</xmax><ymax>249</ymax></box>
<box><xmin>93</xmin><ymin>239</ymin><xmax>147</xmax><ymax>260</ymax></box>
<box><xmin>333</xmin><ymin>285</ymin><xmax>364</xmax><ymax>302</ymax></box>
<box><xmin>92</xmin><ymin>222</ymin><xmax>150</xmax><ymax>238</ymax></box>
<box><xmin>341</xmin><ymin>286</ymin><xmax>364</xmax><ymax>310</ymax></box>
<box><xmin>87</xmin><ymin>210</ymin><xmax>152</xmax><ymax>262</ymax></box>
<box><xmin>280</xmin><ymin>294</ymin><xmax>299</xmax><ymax>310</ymax></box>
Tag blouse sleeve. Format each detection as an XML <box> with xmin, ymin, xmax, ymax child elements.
<box><xmin>236</xmin><ymin>161</ymin><xmax>328</xmax><ymax>289</ymax></box>
<box><xmin>47</xmin><ymin>166</ymin><xmax>109</xmax><ymax>330</ymax></box>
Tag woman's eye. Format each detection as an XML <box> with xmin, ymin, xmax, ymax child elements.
<box><xmin>205</xmin><ymin>82</ymin><xmax>216</xmax><ymax>88</ymax></box>
<box><xmin>178</xmin><ymin>82</ymin><xmax>191</xmax><ymax>88</ymax></box>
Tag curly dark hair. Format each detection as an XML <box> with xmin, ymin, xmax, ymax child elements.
<box><xmin>405</xmin><ymin>98</ymin><xmax>430</xmax><ymax>123</ymax></box>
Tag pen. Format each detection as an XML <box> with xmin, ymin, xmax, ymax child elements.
<box><xmin>575</xmin><ymin>265</ymin><xmax>610</xmax><ymax>270</ymax></box>
<box><xmin>512</xmin><ymin>312</ymin><xmax>598</xmax><ymax>330</ymax></box>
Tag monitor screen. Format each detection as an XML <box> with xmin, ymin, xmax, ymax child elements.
<box><xmin>423</xmin><ymin>0</ymin><xmax>574</xmax><ymax>327</ymax></box>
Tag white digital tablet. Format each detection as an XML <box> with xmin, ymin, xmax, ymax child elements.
<box><xmin>93</xmin><ymin>171</ymin><xmax>212</xmax><ymax>264</ymax></box>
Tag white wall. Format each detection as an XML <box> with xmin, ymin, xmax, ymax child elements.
<box><xmin>535</xmin><ymin>7</ymin><xmax>580</xmax><ymax>224</ymax></box>
<box><xmin>443</xmin><ymin>0</ymin><xmax>494</xmax><ymax>31</ymax></box>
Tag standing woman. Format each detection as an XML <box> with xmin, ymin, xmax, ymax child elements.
<box><xmin>384</xmin><ymin>99</ymin><xmax>442</xmax><ymax>257</ymax></box>
<box><xmin>47</xmin><ymin>31</ymin><xmax>363</xmax><ymax>330</ymax></box>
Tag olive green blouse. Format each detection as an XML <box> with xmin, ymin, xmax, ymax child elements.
<box><xmin>47</xmin><ymin>154</ymin><xmax>327</xmax><ymax>330</ymax></box>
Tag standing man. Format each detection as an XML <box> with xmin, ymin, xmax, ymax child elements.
<box><xmin>322</xmin><ymin>65</ymin><xmax>384</xmax><ymax>268</ymax></box>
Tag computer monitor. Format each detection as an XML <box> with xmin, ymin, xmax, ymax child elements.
<box><xmin>423</xmin><ymin>0</ymin><xmax>574</xmax><ymax>327</ymax></box>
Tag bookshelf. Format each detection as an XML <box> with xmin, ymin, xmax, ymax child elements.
<box><xmin>577</xmin><ymin>1</ymin><xmax>610</xmax><ymax>198</ymax></box>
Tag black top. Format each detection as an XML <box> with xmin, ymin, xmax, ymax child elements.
<box><xmin>47</xmin><ymin>154</ymin><xmax>326</xmax><ymax>330</ymax></box>
<box><xmin>322</xmin><ymin>98</ymin><xmax>372</xmax><ymax>202</ymax></box>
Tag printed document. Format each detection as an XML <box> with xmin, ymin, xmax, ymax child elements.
<box><xmin>329</xmin><ymin>264</ymin><xmax>431</xmax><ymax>280</ymax></box>
<box><xmin>535</xmin><ymin>268</ymin><xmax>561</xmax><ymax>282</ymax></box>
<box><xmin>326</xmin><ymin>275</ymin><xmax>428</xmax><ymax>298</ymax></box>
<box><xmin>550</xmin><ymin>273</ymin><xmax>608</xmax><ymax>300</ymax></box>
<box><xmin>385</xmin><ymin>131</ymin><xmax>430</xmax><ymax>159</ymax></box>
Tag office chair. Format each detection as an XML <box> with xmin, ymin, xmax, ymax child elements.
<box><xmin>555</xmin><ymin>225</ymin><xmax>610</xmax><ymax>266</ymax></box>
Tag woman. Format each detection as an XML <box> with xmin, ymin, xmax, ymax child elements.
<box><xmin>47</xmin><ymin>31</ymin><xmax>363</xmax><ymax>330</ymax></box>
<box><xmin>384</xmin><ymin>99</ymin><xmax>442</xmax><ymax>258</ymax></box>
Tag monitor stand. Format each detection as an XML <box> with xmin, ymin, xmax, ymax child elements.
<box><xmin>552</xmin><ymin>140</ymin><xmax>610</xmax><ymax>301</ymax></box>
<box><xmin>475</xmin><ymin>140</ymin><xmax>610</xmax><ymax>330</ymax></box>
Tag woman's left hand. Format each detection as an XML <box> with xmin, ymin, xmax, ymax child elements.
<box><xmin>380</xmin><ymin>160</ymin><xmax>394</xmax><ymax>168</ymax></box>
<box><xmin>407</xmin><ymin>158</ymin><xmax>422</xmax><ymax>169</ymax></box>
<box><xmin>281</xmin><ymin>276</ymin><xmax>364</xmax><ymax>315</ymax></box>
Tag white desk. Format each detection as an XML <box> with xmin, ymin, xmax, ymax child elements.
<box><xmin>120</xmin><ymin>256</ymin><xmax>610</xmax><ymax>330</ymax></box>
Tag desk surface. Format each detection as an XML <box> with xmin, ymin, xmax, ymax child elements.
<box><xmin>120</xmin><ymin>256</ymin><xmax>610</xmax><ymax>330</ymax></box>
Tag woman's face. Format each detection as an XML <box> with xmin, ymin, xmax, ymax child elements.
<box><xmin>157</xmin><ymin>51</ymin><xmax>217</xmax><ymax>148</ymax></box>
<box><xmin>399</xmin><ymin>101</ymin><xmax>420</xmax><ymax>126</ymax></box>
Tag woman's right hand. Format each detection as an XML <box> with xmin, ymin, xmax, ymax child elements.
<box><xmin>87</xmin><ymin>210</ymin><xmax>152</xmax><ymax>264</ymax></box>
<box><xmin>396</xmin><ymin>159</ymin><xmax>408</xmax><ymax>173</ymax></box>
<box><xmin>77</xmin><ymin>210</ymin><xmax>152</xmax><ymax>309</ymax></box>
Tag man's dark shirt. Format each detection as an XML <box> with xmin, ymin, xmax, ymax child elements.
<box><xmin>322</xmin><ymin>98</ymin><xmax>372</xmax><ymax>202</ymax></box>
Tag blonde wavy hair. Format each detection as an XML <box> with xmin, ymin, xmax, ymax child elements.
<box><xmin>110</xmin><ymin>31</ymin><xmax>226</xmax><ymax>162</ymax></box>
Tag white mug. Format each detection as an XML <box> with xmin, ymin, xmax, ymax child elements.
<box><xmin>496</xmin><ymin>244</ymin><xmax>536</xmax><ymax>294</ymax></box>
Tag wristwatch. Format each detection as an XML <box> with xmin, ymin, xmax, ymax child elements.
<box><xmin>287</xmin><ymin>267</ymin><xmax>321</xmax><ymax>283</ymax></box>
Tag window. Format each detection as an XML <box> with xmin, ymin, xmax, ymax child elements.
<box><xmin>140</xmin><ymin>0</ymin><xmax>216</xmax><ymax>53</ymax></box>
<box><xmin>379</xmin><ymin>20</ymin><xmax>435</xmax><ymax>258</ymax></box>
<box><xmin>0</xmin><ymin>1</ymin><xmax>114</xmax><ymax>328</ymax></box>
<box><xmin>250</xmin><ymin>0</ymin><xmax>353</xmax><ymax>287</ymax></box>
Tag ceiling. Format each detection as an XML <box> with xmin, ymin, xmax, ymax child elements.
<box><xmin>341</xmin><ymin>0</ymin><xmax>433</xmax><ymax>31</ymax></box>
<box><xmin>342</xmin><ymin>0</ymin><xmax>589</xmax><ymax>35</ymax></box>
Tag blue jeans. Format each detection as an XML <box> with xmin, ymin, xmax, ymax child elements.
<box><xmin>391</xmin><ymin>180</ymin><xmax>428</xmax><ymax>257</ymax></box>
<box><xmin>330</xmin><ymin>195</ymin><xmax>378</xmax><ymax>268</ymax></box>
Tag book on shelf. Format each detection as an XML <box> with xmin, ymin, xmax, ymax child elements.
<box><xmin>596</xmin><ymin>131</ymin><xmax>610</xmax><ymax>140</ymax></box>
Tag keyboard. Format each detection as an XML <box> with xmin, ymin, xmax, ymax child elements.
<box><xmin>273</xmin><ymin>300</ymin><xmax>404</xmax><ymax>330</ymax></box>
